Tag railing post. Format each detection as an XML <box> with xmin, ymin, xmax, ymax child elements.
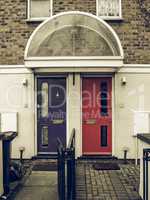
<box><xmin>72</xmin><ymin>147</ymin><xmax>76</xmax><ymax>200</ymax></box>
<box><xmin>67</xmin><ymin>147</ymin><xmax>76</xmax><ymax>200</ymax></box>
<box><xmin>143</xmin><ymin>149</ymin><xmax>150</xmax><ymax>200</ymax></box>
<box><xmin>57</xmin><ymin>129</ymin><xmax>76</xmax><ymax>200</ymax></box>
<box><xmin>67</xmin><ymin>149</ymin><xmax>72</xmax><ymax>200</ymax></box>
<box><xmin>146</xmin><ymin>152</ymin><xmax>149</xmax><ymax>200</ymax></box>
<box><xmin>143</xmin><ymin>149</ymin><xmax>146</xmax><ymax>200</ymax></box>
<box><xmin>57</xmin><ymin>143</ymin><xmax>66</xmax><ymax>200</ymax></box>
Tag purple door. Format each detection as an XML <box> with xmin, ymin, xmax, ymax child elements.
<box><xmin>37</xmin><ymin>77</ymin><xmax>66</xmax><ymax>154</ymax></box>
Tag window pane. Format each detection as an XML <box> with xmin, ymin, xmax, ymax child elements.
<box><xmin>100</xmin><ymin>81</ymin><xmax>108</xmax><ymax>116</ymax></box>
<box><xmin>41</xmin><ymin>82</ymin><xmax>48</xmax><ymax>117</ymax></box>
<box><xmin>98</xmin><ymin>0</ymin><xmax>120</xmax><ymax>17</ymax></box>
<box><xmin>50</xmin><ymin>85</ymin><xmax>66</xmax><ymax>107</ymax></box>
<box><xmin>100</xmin><ymin>126</ymin><xmax>108</xmax><ymax>147</ymax></box>
<box><xmin>30</xmin><ymin>0</ymin><xmax>50</xmax><ymax>18</ymax></box>
<box><xmin>41</xmin><ymin>126</ymin><xmax>48</xmax><ymax>146</ymax></box>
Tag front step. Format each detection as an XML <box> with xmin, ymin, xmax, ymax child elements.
<box><xmin>78</xmin><ymin>155</ymin><xmax>117</xmax><ymax>160</ymax></box>
<box><xmin>32</xmin><ymin>154</ymin><xmax>57</xmax><ymax>160</ymax></box>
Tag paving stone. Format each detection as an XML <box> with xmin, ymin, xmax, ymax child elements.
<box><xmin>76</xmin><ymin>160</ymin><xmax>141</xmax><ymax>200</ymax></box>
<box><xmin>12</xmin><ymin>161</ymin><xmax>58</xmax><ymax>200</ymax></box>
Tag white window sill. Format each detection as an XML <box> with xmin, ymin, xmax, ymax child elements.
<box><xmin>26</xmin><ymin>17</ymin><xmax>50</xmax><ymax>22</ymax></box>
<box><xmin>98</xmin><ymin>16</ymin><xmax>123</xmax><ymax>21</ymax></box>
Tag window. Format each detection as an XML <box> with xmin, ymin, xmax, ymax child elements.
<box><xmin>100</xmin><ymin>126</ymin><xmax>108</xmax><ymax>147</ymax></box>
<box><xmin>41</xmin><ymin>82</ymin><xmax>48</xmax><ymax>117</ymax></box>
<box><xmin>41</xmin><ymin>126</ymin><xmax>48</xmax><ymax>146</ymax></box>
<box><xmin>100</xmin><ymin>81</ymin><xmax>108</xmax><ymax>116</ymax></box>
<box><xmin>28</xmin><ymin>0</ymin><xmax>52</xmax><ymax>20</ymax></box>
<box><xmin>97</xmin><ymin>0</ymin><xmax>122</xmax><ymax>20</ymax></box>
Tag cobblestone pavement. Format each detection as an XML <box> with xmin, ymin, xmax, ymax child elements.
<box><xmin>76</xmin><ymin>160</ymin><xmax>141</xmax><ymax>200</ymax></box>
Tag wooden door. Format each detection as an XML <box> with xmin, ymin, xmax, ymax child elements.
<box><xmin>82</xmin><ymin>78</ymin><xmax>112</xmax><ymax>155</ymax></box>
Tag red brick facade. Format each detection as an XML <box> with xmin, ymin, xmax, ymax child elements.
<box><xmin>0</xmin><ymin>0</ymin><xmax>149</xmax><ymax>64</ymax></box>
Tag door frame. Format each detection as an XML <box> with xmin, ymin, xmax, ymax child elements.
<box><xmin>34</xmin><ymin>73</ymin><xmax>115</xmax><ymax>156</ymax></box>
<box><xmin>81</xmin><ymin>74</ymin><xmax>115</xmax><ymax>156</ymax></box>
<box><xmin>34</xmin><ymin>74</ymin><xmax>68</xmax><ymax>155</ymax></box>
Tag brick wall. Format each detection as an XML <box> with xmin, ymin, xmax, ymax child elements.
<box><xmin>0</xmin><ymin>0</ymin><xmax>149</xmax><ymax>64</ymax></box>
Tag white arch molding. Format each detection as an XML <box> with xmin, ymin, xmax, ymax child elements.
<box><xmin>25</xmin><ymin>11</ymin><xmax>124</xmax><ymax>69</ymax></box>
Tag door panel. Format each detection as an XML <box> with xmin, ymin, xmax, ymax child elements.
<box><xmin>82</xmin><ymin>78</ymin><xmax>112</xmax><ymax>155</ymax></box>
<box><xmin>37</xmin><ymin>78</ymin><xmax>66</xmax><ymax>153</ymax></box>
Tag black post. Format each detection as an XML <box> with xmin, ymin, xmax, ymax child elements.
<box><xmin>3</xmin><ymin>140</ymin><xmax>11</xmax><ymax>195</ymax></box>
<box><xmin>143</xmin><ymin>150</ymin><xmax>146</xmax><ymax>200</ymax></box>
<box><xmin>123</xmin><ymin>150</ymin><xmax>128</xmax><ymax>164</ymax></box>
<box><xmin>57</xmin><ymin>142</ymin><xmax>66</xmax><ymax>200</ymax></box>
<box><xmin>57</xmin><ymin>129</ymin><xmax>76</xmax><ymax>200</ymax></box>
<box><xmin>67</xmin><ymin>148</ymin><xmax>76</xmax><ymax>200</ymax></box>
<box><xmin>143</xmin><ymin>149</ymin><xmax>150</xmax><ymax>200</ymax></box>
<box><xmin>146</xmin><ymin>152</ymin><xmax>149</xmax><ymax>200</ymax></box>
<box><xmin>72</xmin><ymin>147</ymin><xmax>76</xmax><ymax>200</ymax></box>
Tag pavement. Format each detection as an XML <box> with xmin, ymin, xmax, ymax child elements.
<box><xmin>12</xmin><ymin>170</ymin><xmax>58</xmax><ymax>200</ymax></box>
<box><xmin>76</xmin><ymin>160</ymin><xmax>141</xmax><ymax>200</ymax></box>
<box><xmin>10</xmin><ymin>159</ymin><xmax>141</xmax><ymax>200</ymax></box>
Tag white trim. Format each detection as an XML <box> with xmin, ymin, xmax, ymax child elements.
<box><xmin>34</xmin><ymin>68</ymin><xmax>118</xmax><ymax>73</ymax></box>
<box><xmin>112</xmin><ymin>76</ymin><xmax>115</xmax><ymax>156</ymax></box>
<box><xmin>80</xmin><ymin>77</ymin><xmax>83</xmax><ymax>157</ymax></box>
<box><xmin>0</xmin><ymin>69</ymin><xmax>32</xmax><ymax>74</ymax></box>
<box><xmin>96</xmin><ymin>0</ymin><xmax>122</xmax><ymax>20</ymax></box>
<box><xmin>66</xmin><ymin>76</ymin><xmax>69</xmax><ymax>147</ymax></box>
<box><xmin>25</xmin><ymin>56</ymin><xmax>122</xmax><ymax>61</ymax></box>
<box><xmin>27</xmin><ymin>0</ymin><xmax>30</xmax><ymax>20</ymax></box>
<box><xmin>0</xmin><ymin>64</ymin><xmax>150</xmax><ymax>68</ymax></box>
<box><xmin>1</xmin><ymin>64</ymin><xmax>150</xmax><ymax>68</ymax></box>
<box><xmin>0</xmin><ymin>65</ymin><xmax>32</xmax><ymax>74</ymax></box>
<box><xmin>34</xmin><ymin>76</ymin><xmax>38</xmax><ymax>156</ymax></box>
<box><xmin>118</xmin><ymin>68</ymin><xmax>150</xmax><ymax>73</ymax></box>
<box><xmin>100</xmin><ymin>16</ymin><xmax>123</xmax><ymax>21</ymax></box>
<box><xmin>124</xmin><ymin>64</ymin><xmax>150</xmax><ymax>68</ymax></box>
<box><xmin>27</xmin><ymin>0</ymin><xmax>53</xmax><ymax>21</ymax></box>
<box><xmin>51</xmin><ymin>0</ymin><xmax>53</xmax><ymax>16</ymax></box>
<box><xmin>0</xmin><ymin>65</ymin><xmax>25</xmax><ymax>68</ymax></box>
<box><xmin>24</xmin><ymin>11</ymin><xmax>124</xmax><ymax>59</ymax></box>
<box><xmin>26</xmin><ymin>17</ymin><xmax>50</xmax><ymax>22</ymax></box>
<box><xmin>25</xmin><ymin>57</ymin><xmax>123</xmax><ymax>69</ymax></box>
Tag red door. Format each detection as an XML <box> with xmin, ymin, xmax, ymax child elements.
<box><xmin>82</xmin><ymin>77</ymin><xmax>112</xmax><ymax>155</ymax></box>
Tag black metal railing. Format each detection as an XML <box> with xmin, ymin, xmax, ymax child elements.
<box><xmin>143</xmin><ymin>148</ymin><xmax>150</xmax><ymax>200</ymax></box>
<box><xmin>57</xmin><ymin>128</ymin><xmax>76</xmax><ymax>200</ymax></box>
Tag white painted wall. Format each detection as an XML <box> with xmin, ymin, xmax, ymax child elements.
<box><xmin>0</xmin><ymin>140</ymin><xmax>3</xmax><ymax>196</ymax></box>
<box><xmin>0</xmin><ymin>72</ymin><xmax>35</xmax><ymax>159</ymax></box>
<box><xmin>114</xmin><ymin>73</ymin><xmax>150</xmax><ymax>158</ymax></box>
<box><xmin>1</xmin><ymin>67</ymin><xmax>150</xmax><ymax>159</ymax></box>
<box><xmin>67</xmin><ymin>74</ymin><xmax>82</xmax><ymax>158</ymax></box>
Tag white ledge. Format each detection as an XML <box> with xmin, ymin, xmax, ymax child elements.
<box><xmin>25</xmin><ymin>57</ymin><xmax>123</xmax><ymax>69</ymax></box>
